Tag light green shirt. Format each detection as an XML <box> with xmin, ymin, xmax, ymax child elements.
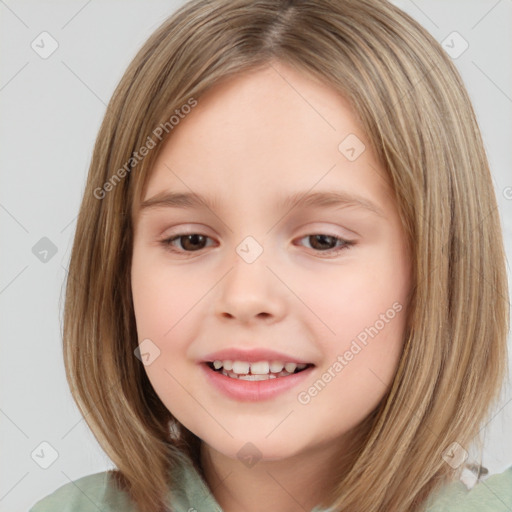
<box><xmin>29</xmin><ymin>454</ymin><xmax>512</xmax><ymax>511</ymax></box>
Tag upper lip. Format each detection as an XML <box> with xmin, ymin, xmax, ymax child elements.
<box><xmin>201</xmin><ymin>348</ymin><xmax>314</xmax><ymax>365</ymax></box>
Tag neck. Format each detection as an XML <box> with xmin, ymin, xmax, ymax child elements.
<box><xmin>199</xmin><ymin>430</ymin><xmax>362</xmax><ymax>512</ymax></box>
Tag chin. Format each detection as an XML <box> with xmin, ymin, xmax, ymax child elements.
<box><xmin>204</xmin><ymin>435</ymin><xmax>307</xmax><ymax>465</ymax></box>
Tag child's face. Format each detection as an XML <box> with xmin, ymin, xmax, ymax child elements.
<box><xmin>131</xmin><ymin>61</ymin><xmax>411</xmax><ymax>463</ymax></box>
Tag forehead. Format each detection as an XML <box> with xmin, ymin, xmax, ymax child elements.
<box><xmin>137</xmin><ymin>61</ymin><xmax>392</xmax><ymax>216</ymax></box>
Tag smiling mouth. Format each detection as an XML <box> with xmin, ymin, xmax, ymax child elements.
<box><xmin>206</xmin><ymin>361</ymin><xmax>314</xmax><ymax>381</ymax></box>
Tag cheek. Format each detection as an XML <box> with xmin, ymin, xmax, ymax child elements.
<box><xmin>300</xmin><ymin>258</ymin><xmax>408</xmax><ymax>342</ymax></box>
<box><xmin>296</xmin><ymin>245</ymin><xmax>409</xmax><ymax>382</ymax></box>
<box><xmin>131</xmin><ymin>253</ymin><xmax>199</xmax><ymax>416</ymax></box>
<box><xmin>303</xmin><ymin>253</ymin><xmax>408</xmax><ymax>416</ymax></box>
<box><xmin>131</xmin><ymin>251</ymin><xmax>200</xmax><ymax>339</ymax></box>
<box><xmin>130</xmin><ymin>248</ymin><xmax>213</xmax><ymax>372</ymax></box>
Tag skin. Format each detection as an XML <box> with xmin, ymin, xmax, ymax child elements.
<box><xmin>131</xmin><ymin>60</ymin><xmax>411</xmax><ymax>512</ymax></box>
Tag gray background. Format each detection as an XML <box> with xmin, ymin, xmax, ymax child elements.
<box><xmin>1</xmin><ymin>1</ymin><xmax>511</xmax><ymax>510</ymax></box>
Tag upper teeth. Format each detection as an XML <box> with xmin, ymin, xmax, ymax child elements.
<box><xmin>212</xmin><ymin>360</ymin><xmax>307</xmax><ymax>374</ymax></box>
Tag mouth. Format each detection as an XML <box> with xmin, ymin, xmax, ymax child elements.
<box><xmin>204</xmin><ymin>361</ymin><xmax>315</xmax><ymax>381</ymax></box>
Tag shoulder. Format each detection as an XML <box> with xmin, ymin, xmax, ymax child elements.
<box><xmin>426</xmin><ymin>465</ymin><xmax>512</xmax><ymax>511</ymax></box>
<box><xmin>28</xmin><ymin>471</ymin><xmax>137</xmax><ymax>512</ymax></box>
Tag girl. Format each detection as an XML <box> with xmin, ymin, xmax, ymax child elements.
<box><xmin>30</xmin><ymin>0</ymin><xmax>511</xmax><ymax>511</ymax></box>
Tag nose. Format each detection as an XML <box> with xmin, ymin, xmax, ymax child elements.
<box><xmin>215</xmin><ymin>254</ymin><xmax>287</xmax><ymax>325</ymax></box>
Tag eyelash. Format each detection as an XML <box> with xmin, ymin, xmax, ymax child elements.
<box><xmin>159</xmin><ymin>232</ymin><xmax>355</xmax><ymax>257</ymax></box>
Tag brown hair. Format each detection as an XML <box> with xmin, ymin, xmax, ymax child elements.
<box><xmin>62</xmin><ymin>0</ymin><xmax>509</xmax><ymax>510</ymax></box>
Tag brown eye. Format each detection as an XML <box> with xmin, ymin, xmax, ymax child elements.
<box><xmin>306</xmin><ymin>234</ymin><xmax>338</xmax><ymax>250</ymax></box>
<box><xmin>298</xmin><ymin>234</ymin><xmax>353</xmax><ymax>255</ymax></box>
<box><xmin>162</xmin><ymin>233</ymin><xmax>213</xmax><ymax>252</ymax></box>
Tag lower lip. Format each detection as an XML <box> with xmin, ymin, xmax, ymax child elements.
<box><xmin>200</xmin><ymin>363</ymin><xmax>315</xmax><ymax>402</ymax></box>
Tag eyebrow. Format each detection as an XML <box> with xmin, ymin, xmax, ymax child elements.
<box><xmin>139</xmin><ymin>190</ymin><xmax>385</xmax><ymax>218</ymax></box>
